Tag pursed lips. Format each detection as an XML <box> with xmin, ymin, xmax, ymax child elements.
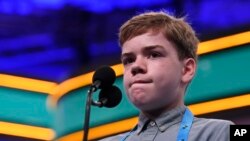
<box><xmin>130</xmin><ymin>79</ymin><xmax>153</xmax><ymax>87</ymax></box>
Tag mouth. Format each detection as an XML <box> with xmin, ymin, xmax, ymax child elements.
<box><xmin>130</xmin><ymin>79</ymin><xmax>153</xmax><ymax>87</ymax></box>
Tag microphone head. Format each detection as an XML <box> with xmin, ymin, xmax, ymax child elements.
<box><xmin>99</xmin><ymin>85</ymin><xmax>122</xmax><ymax>108</ymax></box>
<box><xmin>93</xmin><ymin>66</ymin><xmax>116</xmax><ymax>89</ymax></box>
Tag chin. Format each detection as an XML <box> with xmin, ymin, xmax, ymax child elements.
<box><xmin>133</xmin><ymin>102</ymin><xmax>156</xmax><ymax>111</ymax></box>
<box><xmin>135</xmin><ymin>101</ymin><xmax>172</xmax><ymax>113</ymax></box>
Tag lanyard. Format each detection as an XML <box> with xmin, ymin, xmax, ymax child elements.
<box><xmin>120</xmin><ymin>108</ymin><xmax>194</xmax><ymax>141</ymax></box>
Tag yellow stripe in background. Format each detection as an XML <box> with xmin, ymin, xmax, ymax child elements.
<box><xmin>197</xmin><ymin>31</ymin><xmax>250</xmax><ymax>54</ymax></box>
<box><xmin>57</xmin><ymin>93</ymin><xmax>250</xmax><ymax>141</ymax></box>
<box><xmin>57</xmin><ymin>117</ymin><xmax>138</xmax><ymax>141</ymax></box>
<box><xmin>0</xmin><ymin>74</ymin><xmax>57</xmax><ymax>94</ymax></box>
<box><xmin>48</xmin><ymin>64</ymin><xmax>124</xmax><ymax>107</ymax></box>
<box><xmin>0</xmin><ymin>121</ymin><xmax>55</xmax><ymax>141</ymax></box>
<box><xmin>189</xmin><ymin>93</ymin><xmax>250</xmax><ymax>115</ymax></box>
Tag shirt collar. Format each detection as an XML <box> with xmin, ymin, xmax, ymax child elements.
<box><xmin>136</xmin><ymin>105</ymin><xmax>186</xmax><ymax>134</ymax></box>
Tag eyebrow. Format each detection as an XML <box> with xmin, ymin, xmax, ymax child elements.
<box><xmin>121</xmin><ymin>45</ymin><xmax>165</xmax><ymax>60</ymax></box>
<box><xmin>121</xmin><ymin>52</ymin><xmax>133</xmax><ymax>61</ymax></box>
<box><xmin>143</xmin><ymin>45</ymin><xmax>164</xmax><ymax>51</ymax></box>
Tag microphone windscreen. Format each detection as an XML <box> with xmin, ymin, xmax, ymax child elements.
<box><xmin>93</xmin><ymin>66</ymin><xmax>116</xmax><ymax>89</ymax></box>
<box><xmin>99</xmin><ymin>85</ymin><xmax>122</xmax><ymax>108</ymax></box>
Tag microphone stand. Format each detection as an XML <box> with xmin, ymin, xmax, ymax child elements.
<box><xmin>83</xmin><ymin>88</ymin><xmax>93</xmax><ymax>141</ymax></box>
<box><xmin>83</xmin><ymin>80</ymin><xmax>103</xmax><ymax>141</ymax></box>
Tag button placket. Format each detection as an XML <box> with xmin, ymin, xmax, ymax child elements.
<box><xmin>141</xmin><ymin>121</ymin><xmax>158</xmax><ymax>141</ymax></box>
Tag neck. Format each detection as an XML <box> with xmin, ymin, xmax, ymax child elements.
<box><xmin>142</xmin><ymin>99</ymin><xmax>184</xmax><ymax>120</ymax></box>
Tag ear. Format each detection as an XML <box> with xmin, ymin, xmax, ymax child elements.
<box><xmin>181</xmin><ymin>58</ymin><xmax>196</xmax><ymax>84</ymax></box>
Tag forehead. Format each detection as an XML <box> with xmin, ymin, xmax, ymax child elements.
<box><xmin>121</xmin><ymin>31</ymin><xmax>174</xmax><ymax>53</ymax></box>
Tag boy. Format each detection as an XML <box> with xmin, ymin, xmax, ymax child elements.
<box><xmin>103</xmin><ymin>11</ymin><xmax>233</xmax><ymax>141</ymax></box>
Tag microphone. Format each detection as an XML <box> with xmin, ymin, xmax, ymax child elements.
<box><xmin>91</xmin><ymin>66</ymin><xmax>116</xmax><ymax>92</ymax></box>
<box><xmin>98</xmin><ymin>85</ymin><xmax>122</xmax><ymax>108</ymax></box>
<box><xmin>83</xmin><ymin>66</ymin><xmax>121</xmax><ymax>141</ymax></box>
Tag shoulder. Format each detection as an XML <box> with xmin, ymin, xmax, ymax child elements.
<box><xmin>193</xmin><ymin>117</ymin><xmax>234</xmax><ymax>127</ymax></box>
<box><xmin>192</xmin><ymin>117</ymin><xmax>234</xmax><ymax>132</ymax></box>
<box><xmin>189</xmin><ymin>117</ymin><xmax>234</xmax><ymax>141</ymax></box>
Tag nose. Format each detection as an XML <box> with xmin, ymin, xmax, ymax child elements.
<box><xmin>131</xmin><ymin>57</ymin><xmax>147</xmax><ymax>76</ymax></box>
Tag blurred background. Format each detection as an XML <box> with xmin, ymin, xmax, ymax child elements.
<box><xmin>0</xmin><ymin>0</ymin><xmax>249</xmax><ymax>82</ymax></box>
<box><xmin>0</xmin><ymin>0</ymin><xmax>250</xmax><ymax>141</ymax></box>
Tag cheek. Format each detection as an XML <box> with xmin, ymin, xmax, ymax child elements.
<box><xmin>123</xmin><ymin>72</ymin><xmax>130</xmax><ymax>91</ymax></box>
<box><xmin>151</xmin><ymin>66</ymin><xmax>181</xmax><ymax>94</ymax></box>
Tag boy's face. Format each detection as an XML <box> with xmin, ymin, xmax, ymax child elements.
<box><xmin>121</xmin><ymin>31</ymin><xmax>194</xmax><ymax>111</ymax></box>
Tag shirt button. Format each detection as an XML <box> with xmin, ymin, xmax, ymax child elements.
<box><xmin>150</xmin><ymin>121</ymin><xmax>156</xmax><ymax>126</ymax></box>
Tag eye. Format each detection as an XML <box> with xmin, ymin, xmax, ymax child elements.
<box><xmin>122</xmin><ymin>57</ymin><xmax>134</xmax><ymax>65</ymax></box>
<box><xmin>148</xmin><ymin>51</ymin><xmax>162</xmax><ymax>58</ymax></box>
